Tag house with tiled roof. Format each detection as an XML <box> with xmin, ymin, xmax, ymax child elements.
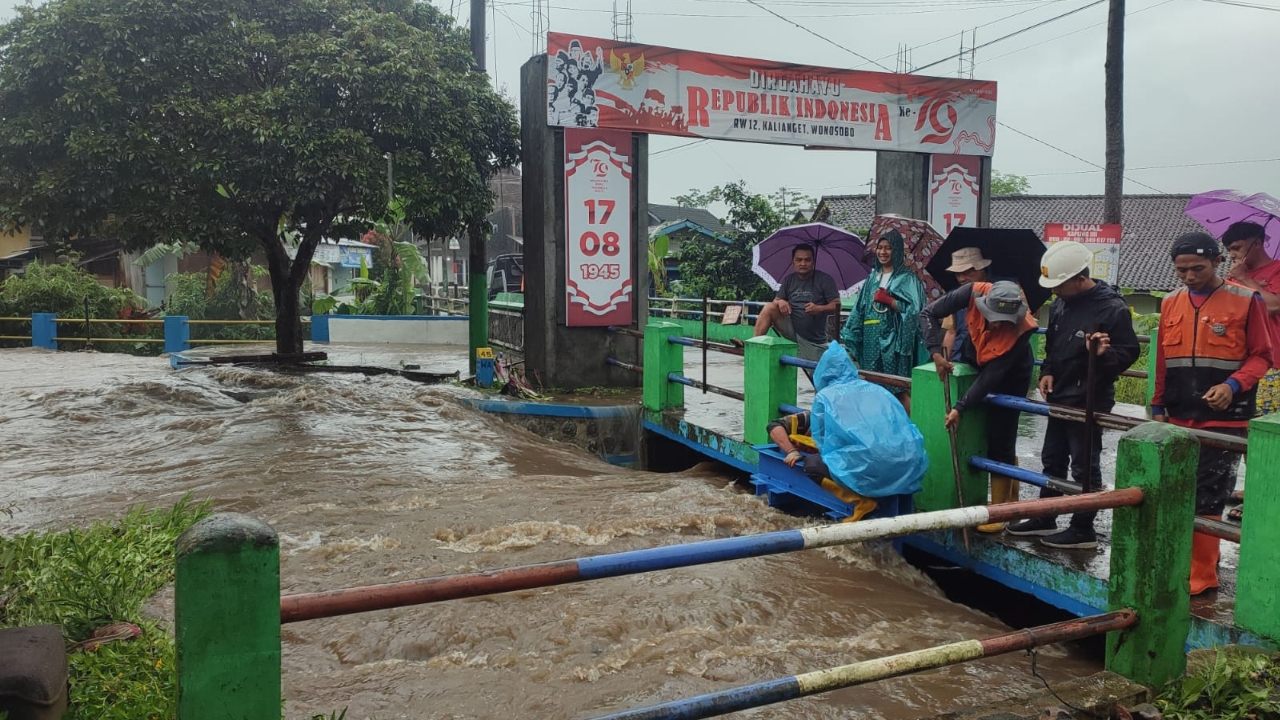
<box><xmin>813</xmin><ymin>193</ymin><xmax>1203</xmax><ymax>300</ymax></box>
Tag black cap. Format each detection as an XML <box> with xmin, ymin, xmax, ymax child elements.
<box><xmin>1170</xmin><ymin>231</ymin><xmax>1221</xmax><ymax>260</ymax></box>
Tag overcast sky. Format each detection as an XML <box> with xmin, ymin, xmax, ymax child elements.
<box><xmin>4</xmin><ymin>0</ymin><xmax>1276</xmax><ymax>208</ymax></box>
<box><xmin>451</xmin><ymin>0</ymin><xmax>1280</xmax><ymax>207</ymax></box>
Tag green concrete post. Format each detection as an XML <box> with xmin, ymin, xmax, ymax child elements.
<box><xmin>910</xmin><ymin>362</ymin><xmax>986</xmax><ymax>512</ymax></box>
<box><xmin>1105</xmin><ymin>422</ymin><xmax>1197</xmax><ymax>687</ymax></box>
<box><xmin>642</xmin><ymin>321</ymin><xmax>684</xmax><ymax>411</ymax></box>
<box><xmin>1145</xmin><ymin>325</ymin><xmax>1158</xmax><ymax>412</ymax></box>
<box><xmin>1235</xmin><ymin>412</ymin><xmax>1280</xmax><ymax>642</ymax></box>
<box><xmin>176</xmin><ymin>513</ymin><xmax>281</xmax><ymax>720</ymax></box>
<box><xmin>743</xmin><ymin>335</ymin><xmax>797</xmax><ymax>445</ymax></box>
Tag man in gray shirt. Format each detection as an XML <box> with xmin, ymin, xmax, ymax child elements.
<box><xmin>748</xmin><ymin>244</ymin><xmax>841</xmax><ymax>360</ymax></box>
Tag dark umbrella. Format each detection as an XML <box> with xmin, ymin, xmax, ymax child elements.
<box><xmin>925</xmin><ymin>226</ymin><xmax>1050</xmax><ymax>312</ymax></box>
<box><xmin>752</xmin><ymin>222</ymin><xmax>870</xmax><ymax>297</ymax></box>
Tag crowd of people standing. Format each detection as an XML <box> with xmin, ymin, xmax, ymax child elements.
<box><xmin>750</xmin><ymin>220</ymin><xmax>1278</xmax><ymax>596</ymax></box>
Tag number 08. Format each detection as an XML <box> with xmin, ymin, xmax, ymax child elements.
<box><xmin>579</xmin><ymin>231</ymin><xmax>621</xmax><ymax>257</ymax></box>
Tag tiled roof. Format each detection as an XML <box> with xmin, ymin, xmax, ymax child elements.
<box><xmin>814</xmin><ymin>193</ymin><xmax>1203</xmax><ymax>292</ymax></box>
<box><xmin>648</xmin><ymin>204</ymin><xmax>737</xmax><ymax>236</ymax></box>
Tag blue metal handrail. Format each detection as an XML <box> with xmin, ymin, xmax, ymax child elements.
<box><xmin>982</xmin><ymin>393</ymin><xmax>1244</xmax><ymax>452</ymax></box>
<box><xmin>667</xmin><ymin>372</ymin><xmax>746</xmax><ymax>401</ymax></box>
<box><xmin>968</xmin><ymin>455</ymin><xmax>1240</xmax><ymax>542</ymax></box>
<box><xmin>779</xmin><ymin>354</ymin><xmax>912</xmax><ymax>390</ymax></box>
<box><xmin>969</xmin><ymin>456</ymin><xmax>1073</xmax><ymax>492</ymax></box>
<box><xmin>779</xmin><ymin>354</ymin><xmax>818</xmax><ymax>370</ymax></box>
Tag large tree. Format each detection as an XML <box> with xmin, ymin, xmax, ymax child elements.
<box><xmin>672</xmin><ymin>182</ymin><xmax>787</xmax><ymax>302</ymax></box>
<box><xmin>0</xmin><ymin>0</ymin><xmax>518</xmax><ymax>354</ymax></box>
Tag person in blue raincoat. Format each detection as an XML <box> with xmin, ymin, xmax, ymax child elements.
<box><xmin>840</xmin><ymin>230</ymin><xmax>928</xmax><ymax>413</ymax></box>
<box><xmin>766</xmin><ymin>343</ymin><xmax>927</xmax><ymax>519</ymax></box>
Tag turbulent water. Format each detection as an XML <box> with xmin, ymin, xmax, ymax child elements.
<box><xmin>0</xmin><ymin>346</ymin><xmax>1099</xmax><ymax>719</ymax></box>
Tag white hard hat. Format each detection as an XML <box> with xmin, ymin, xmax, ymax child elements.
<box><xmin>1039</xmin><ymin>241</ymin><xmax>1093</xmax><ymax>289</ymax></box>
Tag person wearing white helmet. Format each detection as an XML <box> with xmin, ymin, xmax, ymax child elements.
<box><xmin>1006</xmin><ymin>241</ymin><xmax>1139</xmax><ymax>549</ymax></box>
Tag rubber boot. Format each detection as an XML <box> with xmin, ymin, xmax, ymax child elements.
<box><xmin>977</xmin><ymin>475</ymin><xmax>1021</xmax><ymax>533</ymax></box>
<box><xmin>1189</xmin><ymin>527</ymin><xmax>1221</xmax><ymax>596</ymax></box>
<box><xmin>820</xmin><ymin>478</ymin><xmax>878</xmax><ymax>522</ymax></box>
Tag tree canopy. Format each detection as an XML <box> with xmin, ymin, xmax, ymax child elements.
<box><xmin>670</xmin><ymin>182</ymin><xmax>788</xmax><ymax>302</ymax></box>
<box><xmin>990</xmin><ymin>171</ymin><xmax>1031</xmax><ymax>196</ymax></box>
<box><xmin>0</xmin><ymin>0</ymin><xmax>519</xmax><ymax>353</ymax></box>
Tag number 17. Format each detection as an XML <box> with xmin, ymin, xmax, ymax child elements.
<box><xmin>585</xmin><ymin>199</ymin><xmax>615</xmax><ymax>225</ymax></box>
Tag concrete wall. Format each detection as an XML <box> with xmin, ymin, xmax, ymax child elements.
<box><xmin>875</xmin><ymin>152</ymin><xmax>931</xmax><ymax>219</ymax></box>
<box><xmin>520</xmin><ymin>56</ymin><xmax>645</xmax><ymax>389</ymax></box>
<box><xmin>323</xmin><ymin>315</ymin><xmax>469</xmax><ymax>345</ymax></box>
<box><xmin>462</xmin><ymin>398</ymin><xmax>643</xmax><ymax>467</ymax></box>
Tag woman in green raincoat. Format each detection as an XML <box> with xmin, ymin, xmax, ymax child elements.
<box><xmin>840</xmin><ymin>230</ymin><xmax>927</xmax><ymax>412</ymax></box>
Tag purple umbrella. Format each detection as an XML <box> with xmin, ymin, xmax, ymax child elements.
<box><xmin>1185</xmin><ymin>190</ymin><xmax>1280</xmax><ymax>259</ymax></box>
<box><xmin>752</xmin><ymin>222</ymin><xmax>869</xmax><ymax>297</ymax></box>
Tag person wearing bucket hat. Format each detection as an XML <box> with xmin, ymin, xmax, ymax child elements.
<box><xmin>920</xmin><ymin>278</ymin><xmax>1038</xmax><ymax>532</ymax></box>
<box><xmin>1006</xmin><ymin>241</ymin><xmax>1140</xmax><ymax>549</ymax></box>
<box><xmin>1153</xmin><ymin>231</ymin><xmax>1273</xmax><ymax>595</ymax></box>
<box><xmin>939</xmin><ymin>247</ymin><xmax>993</xmax><ymax>361</ymax></box>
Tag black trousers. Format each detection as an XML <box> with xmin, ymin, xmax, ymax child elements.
<box><xmin>1037</xmin><ymin>416</ymin><xmax>1104</xmax><ymax>529</ymax></box>
<box><xmin>1190</xmin><ymin>426</ymin><xmax>1248</xmax><ymax>516</ymax></box>
<box><xmin>986</xmin><ymin>371</ymin><xmax>1032</xmax><ymax>465</ymax></box>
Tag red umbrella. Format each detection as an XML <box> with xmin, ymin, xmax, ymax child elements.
<box><xmin>867</xmin><ymin>214</ymin><xmax>947</xmax><ymax>301</ymax></box>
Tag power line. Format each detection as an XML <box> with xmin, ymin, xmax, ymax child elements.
<box><xmin>853</xmin><ymin>0</ymin><xmax>1074</xmax><ymax>68</ymax></box>
<box><xmin>651</xmin><ymin>139</ymin><xmax>709</xmax><ymax>157</ymax></box>
<box><xmin>741</xmin><ymin>0</ymin><xmax>894</xmax><ymax>70</ymax></box>
<box><xmin>1200</xmin><ymin>0</ymin><xmax>1280</xmax><ymax>10</ymax></box>
<box><xmin>1022</xmin><ymin>157</ymin><xmax>1280</xmax><ymax>177</ymax></box>
<box><xmin>997</xmin><ymin>121</ymin><xmax>1168</xmax><ymax>193</ymax></box>
<box><xmin>912</xmin><ymin>0</ymin><xmax>1105</xmax><ymax>71</ymax></box>
<box><xmin>974</xmin><ymin>0</ymin><xmax>1175</xmax><ymax>67</ymax></box>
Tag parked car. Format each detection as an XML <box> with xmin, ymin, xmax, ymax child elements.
<box><xmin>486</xmin><ymin>253</ymin><xmax>524</xmax><ymax>299</ymax></box>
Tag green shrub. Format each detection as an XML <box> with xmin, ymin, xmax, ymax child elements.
<box><xmin>165</xmin><ymin>267</ymin><xmax>276</xmax><ymax>343</ymax></box>
<box><xmin>0</xmin><ymin>262</ymin><xmax>155</xmax><ymax>351</ymax></box>
<box><xmin>1156</xmin><ymin>650</ymin><xmax>1280</xmax><ymax>720</ymax></box>
<box><xmin>0</xmin><ymin>261</ymin><xmax>145</xmax><ymax>320</ymax></box>
<box><xmin>0</xmin><ymin>498</ymin><xmax>210</xmax><ymax>719</ymax></box>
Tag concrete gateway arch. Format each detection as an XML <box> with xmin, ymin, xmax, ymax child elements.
<box><xmin>520</xmin><ymin>33</ymin><xmax>996</xmax><ymax>387</ymax></box>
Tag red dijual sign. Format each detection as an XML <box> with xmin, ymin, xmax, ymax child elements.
<box><xmin>1044</xmin><ymin>223</ymin><xmax>1123</xmax><ymax>285</ymax></box>
<box><xmin>564</xmin><ymin>128</ymin><xmax>634</xmax><ymax>327</ymax></box>
<box><xmin>546</xmin><ymin>32</ymin><xmax>998</xmax><ymax>156</ymax></box>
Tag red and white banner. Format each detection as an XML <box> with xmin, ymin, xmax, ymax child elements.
<box><xmin>929</xmin><ymin>155</ymin><xmax>981</xmax><ymax>234</ymax></box>
<box><xmin>547</xmin><ymin>33</ymin><xmax>997</xmax><ymax>156</ymax></box>
<box><xmin>565</xmin><ymin>128</ymin><xmax>634</xmax><ymax>327</ymax></box>
<box><xmin>1043</xmin><ymin>223</ymin><xmax>1123</xmax><ymax>286</ymax></box>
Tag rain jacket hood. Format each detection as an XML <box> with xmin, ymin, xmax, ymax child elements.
<box><xmin>810</xmin><ymin>343</ymin><xmax>927</xmax><ymax>498</ymax></box>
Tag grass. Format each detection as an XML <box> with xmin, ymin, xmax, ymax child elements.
<box><xmin>0</xmin><ymin>497</ymin><xmax>210</xmax><ymax>720</ymax></box>
<box><xmin>1155</xmin><ymin>649</ymin><xmax>1280</xmax><ymax>720</ymax></box>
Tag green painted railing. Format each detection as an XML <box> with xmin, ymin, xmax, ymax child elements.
<box><xmin>639</xmin><ymin>320</ymin><xmax>1280</xmax><ymax>649</ymax></box>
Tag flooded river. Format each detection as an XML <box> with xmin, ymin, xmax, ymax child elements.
<box><xmin>0</xmin><ymin>347</ymin><xmax>1099</xmax><ymax>719</ymax></box>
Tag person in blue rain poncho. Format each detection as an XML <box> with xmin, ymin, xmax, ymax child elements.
<box><xmin>766</xmin><ymin>342</ymin><xmax>927</xmax><ymax>520</ymax></box>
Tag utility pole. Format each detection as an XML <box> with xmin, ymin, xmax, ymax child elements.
<box><xmin>385</xmin><ymin>153</ymin><xmax>393</xmax><ymax>205</ymax></box>
<box><xmin>468</xmin><ymin>0</ymin><xmax>488</xmax><ymax>373</ymax></box>
<box><xmin>1103</xmin><ymin>0</ymin><xmax>1124</xmax><ymax>225</ymax></box>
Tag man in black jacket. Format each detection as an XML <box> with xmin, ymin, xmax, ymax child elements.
<box><xmin>1007</xmin><ymin>241</ymin><xmax>1140</xmax><ymax>548</ymax></box>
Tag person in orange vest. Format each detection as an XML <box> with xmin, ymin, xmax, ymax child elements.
<box><xmin>1152</xmin><ymin>232</ymin><xmax>1274</xmax><ymax>595</ymax></box>
<box><xmin>920</xmin><ymin>280</ymin><xmax>1038</xmax><ymax>532</ymax></box>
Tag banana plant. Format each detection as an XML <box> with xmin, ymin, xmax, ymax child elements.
<box><xmin>648</xmin><ymin>233</ymin><xmax>670</xmax><ymax>296</ymax></box>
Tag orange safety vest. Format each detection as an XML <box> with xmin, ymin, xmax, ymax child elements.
<box><xmin>1159</xmin><ymin>282</ymin><xmax>1257</xmax><ymax>421</ymax></box>
<box><xmin>964</xmin><ymin>282</ymin><xmax>1038</xmax><ymax>365</ymax></box>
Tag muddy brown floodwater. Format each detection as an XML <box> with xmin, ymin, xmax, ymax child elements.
<box><xmin>0</xmin><ymin>346</ymin><xmax>1100</xmax><ymax>719</ymax></box>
